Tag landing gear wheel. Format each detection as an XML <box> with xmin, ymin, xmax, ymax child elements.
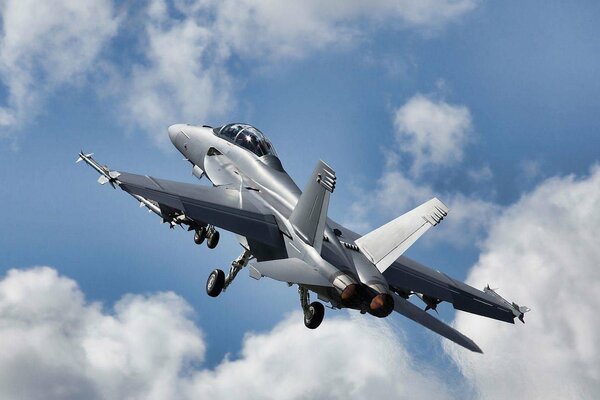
<box><xmin>303</xmin><ymin>302</ymin><xmax>325</xmax><ymax>329</ymax></box>
<box><xmin>194</xmin><ymin>227</ymin><xmax>207</xmax><ymax>245</ymax></box>
<box><xmin>207</xmin><ymin>230</ymin><xmax>220</xmax><ymax>249</ymax></box>
<box><xmin>206</xmin><ymin>269</ymin><xmax>225</xmax><ymax>297</ymax></box>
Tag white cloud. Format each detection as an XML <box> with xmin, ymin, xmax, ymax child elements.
<box><xmin>345</xmin><ymin>93</ymin><xmax>490</xmax><ymax>247</ymax></box>
<box><xmin>447</xmin><ymin>166</ymin><xmax>600</xmax><ymax>399</ymax></box>
<box><xmin>467</xmin><ymin>165</ymin><xmax>493</xmax><ymax>183</ymax></box>
<box><xmin>121</xmin><ymin>0</ymin><xmax>478</xmax><ymax>145</ymax></box>
<box><xmin>210</xmin><ymin>0</ymin><xmax>477</xmax><ymax>59</ymax></box>
<box><xmin>519</xmin><ymin>159</ymin><xmax>543</xmax><ymax>182</ymax></box>
<box><xmin>0</xmin><ymin>266</ymin><xmax>453</xmax><ymax>400</ymax></box>
<box><xmin>183</xmin><ymin>314</ymin><xmax>452</xmax><ymax>400</ymax></box>
<box><xmin>123</xmin><ymin>0</ymin><xmax>232</xmax><ymax>146</ymax></box>
<box><xmin>0</xmin><ymin>266</ymin><xmax>204</xmax><ymax>400</ymax></box>
<box><xmin>394</xmin><ymin>94</ymin><xmax>473</xmax><ymax>175</ymax></box>
<box><xmin>0</xmin><ymin>0</ymin><xmax>478</xmax><ymax>144</ymax></box>
<box><xmin>0</xmin><ymin>0</ymin><xmax>118</xmax><ymax>135</ymax></box>
<box><xmin>346</xmin><ymin>161</ymin><xmax>499</xmax><ymax>247</ymax></box>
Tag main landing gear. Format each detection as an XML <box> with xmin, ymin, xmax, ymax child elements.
<box><xmin>205</xmin><ymin>249</ymin><xmax>252</xmax><ymax>297</ymax></box>
<box><xmin>194</xmin><ymin>225</ymin><xmax>220</xmax><ymax>249</ymax></box>
<box><xmin>299</xmin><ymin>286</ymin><xmax>324</xmax><ymax>329</ymax></box>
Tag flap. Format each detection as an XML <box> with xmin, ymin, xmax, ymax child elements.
<box><xmin>249</xmin><ymin>258</ymin><xmax>333</xmax><ymax>287</ymax></box>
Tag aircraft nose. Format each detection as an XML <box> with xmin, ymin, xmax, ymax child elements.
<box><xmin>168</xmin><ymin>124</ymin><xmax>183</xmax><ymax>144</ymax></box>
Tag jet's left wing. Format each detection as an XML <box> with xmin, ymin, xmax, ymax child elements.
<box><xmin>385</xmin><ymin>256</ymin><xmax>521</xmax><ymax>323</ymax></box>
<box><xmin>326</xmin><ymin>218</ymin><xmax>527</xmax><ymax>324</ymax></box>
<box><xmin>78</xmin><ymin>153</ymin><xmax>283</xmax><ymax>247</ymax></box>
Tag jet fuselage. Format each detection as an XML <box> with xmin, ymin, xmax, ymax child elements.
<box><xmin>168</xmin><ymin>123</ymin><xmax>393</xmax><ymax>316</ymax></box>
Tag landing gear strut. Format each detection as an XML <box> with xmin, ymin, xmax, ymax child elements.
<box><xmin>299</xmin><ymin>287</ymin><xmax>324</xmax><ymax>329</ymax></box>
<box><xmin>224</xmin><ymin>249</ymin><xmax>252</xmax><ymax>290</ymax></box>
<box><xmin>205</xmin><ymin>249</ymin><xmax>252</xmax><ymax>298</ymax></box>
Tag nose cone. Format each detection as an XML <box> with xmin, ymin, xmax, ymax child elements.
<box><xmin>168</xmin><ymin>124</ymin><xmax>184</xmax><ymax>144</ymax></box>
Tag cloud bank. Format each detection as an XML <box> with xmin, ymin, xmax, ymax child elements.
<box><xmin>0</xmin><ymin>0</ymin><xmax>119</xmax><ymax>134</ymax></box>
<box><xmin>0</xmin><ymin>266</ymin><xmax>451</xmax><ymax>400</ymax></box>
<box><xmin>347</xmin><ymin>93</ymin><xmax>496</xmax><ymax>247</ymax></box>
<box><xmin>393</xmin><ymin>93</ymin><xmax>473</xmax><ymax>175</ymax></box>
<box><xmin>3</xmin><ymin>165</ymin><xmax>599</xmax><ymax>399</ymax></box>
<box><xmin>447</xmin><ymin>166</ymin><xmax>600</xmax><ymax>399</ymax></box>
<box><xmin>0</xmin><ymin>0</ymin><xmax>478</xmax><ymax>144</ymax></box>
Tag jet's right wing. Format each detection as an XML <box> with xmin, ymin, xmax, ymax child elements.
<box><xmin>78</xmin><ymin>153</ymin><xmax>283</xmax><ymax>247</ymax></box>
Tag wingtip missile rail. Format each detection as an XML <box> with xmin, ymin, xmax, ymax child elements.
<box><xmin>77</xmin><ymin>151</ymin><xmax>195</xmax><ymax>230</ymax></box>
<box><xmin>76</xmin><ymin>151</ymin><xmax>121</xmax><ymax>188</ymax></box>
<box><xmin>484</xmin><ymin>284</ymin><xmax>531</xmax><ymax>323</ymax></box>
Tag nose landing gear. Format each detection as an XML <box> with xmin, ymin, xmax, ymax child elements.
<box><xmin>299</xmin><ymin>286</ymin><xmax>325</xmax><ymax>329</ymax></box>
<box><xmin>206</xmin><ymin>269</ymin><xmax>225</xmax><ymax>297</ymax></box>
<box><xmin>205</xmin><ymin>249</ymin><xmax>252</xmax><ymax>298</ymax></box>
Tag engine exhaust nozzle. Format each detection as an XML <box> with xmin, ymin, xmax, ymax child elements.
<box><xmin>341</xmin><ymin>283</ymin><xmax>361</xmax><ymax>306</ymax></box>
<box><xmin>369</xmin><ymin>293</ymin><xmax>394</xmax><ymax>318</ymax></box>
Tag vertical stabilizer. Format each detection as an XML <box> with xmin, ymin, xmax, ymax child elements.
<box><xmin>289</xmin><ymin>160</ymin><xmax>336</xmax><ymax>253</ymax></box>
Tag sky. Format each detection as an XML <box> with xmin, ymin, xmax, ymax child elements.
<box><xmin>0</xmin><ymin>0</ymin><xmax>599</xmax><ymax>399</ymax></box>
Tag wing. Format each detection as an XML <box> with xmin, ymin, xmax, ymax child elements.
<box><xmin>78</xmin><ymin>153</ymin><xmax>283</xmax><ymax>247</ymax></box>
<box><xmin>325</xmin><ymin>218</ymin><xmax>520</xmax><ymax>324</ymax></box>
<box><xmin>385</xmin><ymin>256</ymin><xmax>517</xmax><ymax>323</ymax></box>
<box><xmin>392</xmin><ymin>293</ymin><xmax>482</xmax><ymax>353</ymax></box>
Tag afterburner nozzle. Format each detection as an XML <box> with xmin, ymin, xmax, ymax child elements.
<box><xmin>340</xmin><ymin>283</ymin><xmax>361</xmax><ymax>306</ymax></box>
<box><xmin>368</xmin><ymin>293</ymin><xmax>394</xmax><ymax>318</ymax></box>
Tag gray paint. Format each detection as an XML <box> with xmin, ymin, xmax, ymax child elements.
<box><xmin>77</xmin><ymin>122</ymin><xmax>529</xmax><ymax>353</ymax></box>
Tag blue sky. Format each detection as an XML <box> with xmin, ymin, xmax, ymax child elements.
<box><xmin>0</xmin><ymin>1</ymin><xmax>599</xmax><ymax>399</ymax></box>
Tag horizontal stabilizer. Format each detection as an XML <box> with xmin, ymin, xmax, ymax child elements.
<box><xmin>356</xmin><ymin>198</ymin><xmax>448</xmax><ymax>273</ymax></box>
<box><xmin>392</xmin><ymin>293</ymin><xmax>482</xmax><ymax>353</ymax></box>
<box><xmin>248</xmin><ymin>258</ymin><xmax>333</xmax><ymax>287</ymax></box>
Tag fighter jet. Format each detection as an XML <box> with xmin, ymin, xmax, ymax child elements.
<box><xmin>78</xmin><ymin>122</ymin><xmax>529</xmax><ymax>353</ymax></box>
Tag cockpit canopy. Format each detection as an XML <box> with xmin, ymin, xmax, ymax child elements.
<box><xmin>214</xmin><ymin>123</ymin><xmax>278</xmax><ymax>158</ymax></box>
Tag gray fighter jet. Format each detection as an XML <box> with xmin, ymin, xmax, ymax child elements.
<box><xmin>78</xmin><ymin>122</ymin><xmax>529</xmax><ymax>353</ymax></box>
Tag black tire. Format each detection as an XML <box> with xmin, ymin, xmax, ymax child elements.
<box><xmin>207</xmin><ymin>230</ymin><xmax>220</xmax><ymax>249</ymax></box>
<box><xmin>304</xmin><ymin>302</ymin><xmax>325</xmax><ymax>329</ymax></box>
<box><xmin>194</xmin><ymin>227</ymin><xmax>207</xmax><ymax>245</ymax></box>
<box><xmin>206</xmin><ymin>269</ymin><xmax>225</xmax><ymax>297</ymax></box>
